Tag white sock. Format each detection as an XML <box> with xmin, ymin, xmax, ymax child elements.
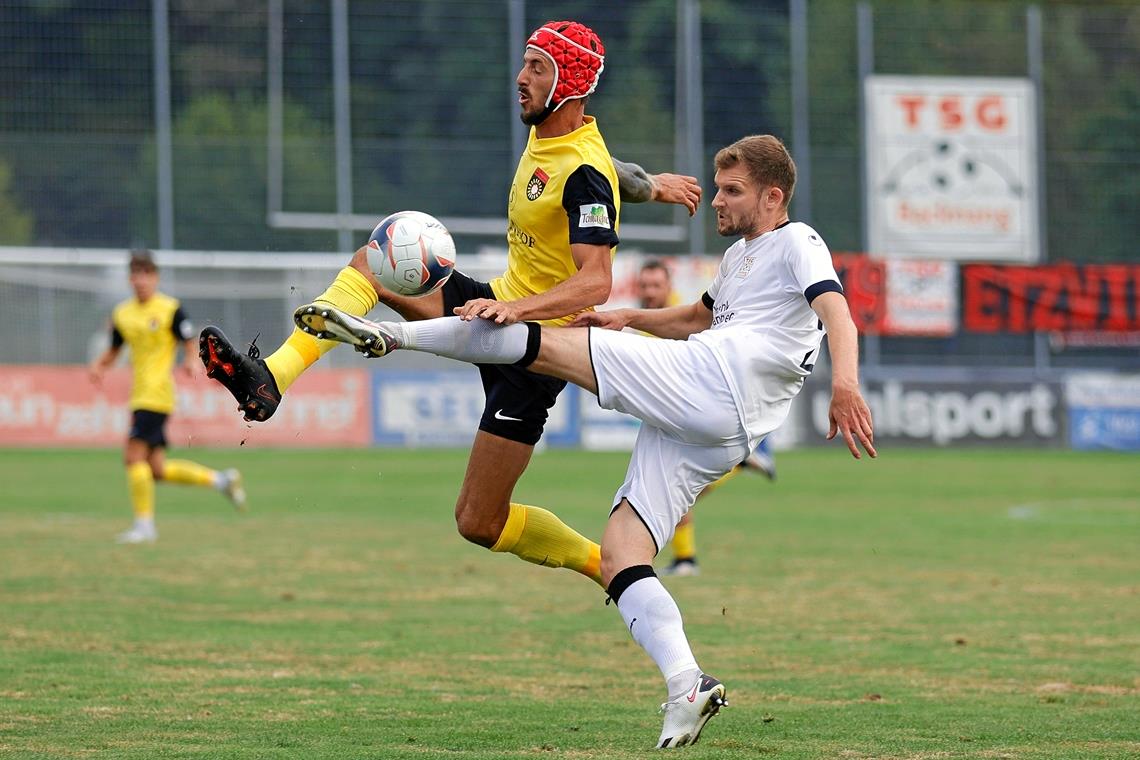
<box><xmin>394</xmin><ymin>316</ymin><xmax>531</xmax><ymax>364</ymax></box>
<box><xmin>615</xmin><ymin>577</ymin><xmax>700</xmax><ymax>699</ymax></box>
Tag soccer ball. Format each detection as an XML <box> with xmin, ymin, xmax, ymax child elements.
<box><xmin>366</xmin><ymin>210</ymin><xmax>455</xmax><ymax>297</ymax></box>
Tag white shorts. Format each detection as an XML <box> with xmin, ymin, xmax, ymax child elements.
<box><xmin>588</xmin><ymin>328</ymin><xmax>751</xmax><ymax>551</ymax></box>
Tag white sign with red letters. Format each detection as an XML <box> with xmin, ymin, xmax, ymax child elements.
<box><xmin>864</xmin><ymin>75</ymin><xmax>1039</xmax><ymax>262</ymax></box>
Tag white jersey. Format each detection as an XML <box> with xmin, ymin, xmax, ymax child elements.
<box><xmin>689</xmin><ymin>221</ymin><xmax>842</xmax><ymax>444</ymax></box>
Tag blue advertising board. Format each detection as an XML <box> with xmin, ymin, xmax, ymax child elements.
<box><xmin>370</xmin><ymin>368</ymin><xmax>579</xmax><ymax>447</ymax></box>
<box><xmin>1066</xmin><ymin>373</ymin><xmax>1140</xmax><ymax>451</ymax></box>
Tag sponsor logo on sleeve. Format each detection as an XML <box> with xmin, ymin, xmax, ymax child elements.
<box><xmin>578</xmin><ymin>204</ymin><xmax>611</xmax><ymax>229</ymax></box>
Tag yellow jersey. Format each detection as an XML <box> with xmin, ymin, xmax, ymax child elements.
<box><xmin>110</xmin><ymin>292</ymin><xmax>192</xmax><ymax>414</ymax></box>
<box><xmin>491</xmin><ymin>116</ymin><xmax>620</xmax><ymax>326</ymax></box>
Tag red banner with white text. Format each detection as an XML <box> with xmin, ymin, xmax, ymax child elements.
<box><xmin>963</xmin><ymin>263</ymin><xmax>1140</xmax><ymax>333</ymax></box>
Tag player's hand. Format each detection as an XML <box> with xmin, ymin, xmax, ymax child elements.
<box><xmin>88</xmin><ymin>364</ymin><xmax>105</xmax><ymax>387</ymax></box>
<box><xmin>650</xmin><ymin>173</ymin><xmax>702</xmax><ymax>216</ymax></box>
<box><xmin>571</xmin><ymin>309</ymin><xmax>630</xmax><ymax>331</ymax></box>
<box><xmin>826</xmin><ymin>383</ymin><xmax>876</xmax><ymax>459</ymax></box>
<box><xmin>454</xmin><ymin>298</ymin><xmax>521</xmax><ymax>325</ymax></box>
<box><xmin>179</xmin><ymin>360</ymin><xmax>198</xmax><ymax>380</ymax></box>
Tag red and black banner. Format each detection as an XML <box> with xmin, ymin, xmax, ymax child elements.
<box><xmin>963</xmin><ymin>263</ymin><xmax>1140</xmax><ymax>333</ymax></box>
<box><xmin>832</xmin><ymin>253</ymin><xmax>887</xmax><ymax>334</ymax></box>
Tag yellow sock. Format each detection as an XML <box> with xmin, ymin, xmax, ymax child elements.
<box><xmin>491</xmin><ymin>503</ymin><xmax>604</xmax><ymax>589</ymax></box>
<box><xmin>126</xmin><ymin>461</ymin><xmax>155</xmax><ymax>520</ymax></box>
<box><xmin>671</xmin><ymin>521</ymin><xmax>696</xmax><ymax>561</ymax></box>
<box><xmin>264</xmin><ymin>266</ymin><xmax>379</xmax><ymax>393</ymax></box>
<box><xmin>162</xmin><ymin>459</ymin><xmax>217</xmax><ymax>488</ymax></box>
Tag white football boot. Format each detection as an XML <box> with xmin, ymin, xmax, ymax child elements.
<box><xmin>115</xmin><ymin>521</ymin><xmax>157</xmax><ymax>544</ymax></box>
<box><xmin>656</xmin><ymin>673</ymin><xmax>727</xmax><ymax>749</ymax></box>
<box><xmin>222</xmin><ymin>468</ymin><xmax>247</xmax><ymax>511</ymax></box>
<box><xmin>293</xmin><ymin>304</ymin><xmax>401</xmax><ymax>358</ymax></box>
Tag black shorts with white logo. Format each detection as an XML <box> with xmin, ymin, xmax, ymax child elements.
<box><xmin>441</xmin><ymin>270</ymin><xmax>567</xmax><ymax>446</ymax></box>
<box><xmin>129</xmin><ymin>409</ymin><xmax>169</xmax><ymax>448</ymax></box>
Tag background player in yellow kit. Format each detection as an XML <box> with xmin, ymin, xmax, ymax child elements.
<box><xmin>634</xmin><ymin>259</ymin><xmax>776</xmax><ymax>577</ymax></box>
<box><xmin>200</xmin><ymin>21</ymin><xmax>700</xmax><ymax>586</ymax></box>
<box><xmin>89</xmin><ymin>251</ymin><xmax>245</xmax><ymax>544</ymax></box>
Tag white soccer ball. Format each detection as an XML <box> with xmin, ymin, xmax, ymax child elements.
<box><xmin>366</xmin><ymin>210</ymin><xmax>456</xmax><ymax>297</ymax></box>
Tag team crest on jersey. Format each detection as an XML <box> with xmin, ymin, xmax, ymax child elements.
<box><xmin>526</xmin><ymin>167</ymin><xmax>549</xmax><ymax>201</ymax></box>
<box><xmin>736</xmin><ymin>256</ymin><xmax>756</xmax><ymax>279</ymax></box>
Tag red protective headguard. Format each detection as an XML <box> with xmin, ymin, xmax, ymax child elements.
<box><xmin>526</xmin><ymin>21</ymin><xmax>605</xmax><ymax>112</ymax></box>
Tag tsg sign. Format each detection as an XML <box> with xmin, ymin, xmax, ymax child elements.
<box><xmin>864</xmin><ymin>75</ymin><xmax>1040</xmax><ymax>262</ymax></box>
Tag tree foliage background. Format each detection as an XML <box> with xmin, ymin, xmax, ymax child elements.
<box><xmin>0</xmin><ymin>0</ymin><xmax>1135</xmax><ymax>260</ymax></box>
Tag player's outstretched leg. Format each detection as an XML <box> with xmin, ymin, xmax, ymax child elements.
<box><xmin>294</xmin><ymin>305</ymin><xmax>401</xmax><ymax>358</ymax></box>
<box><xmin>199</xmin><ymin>327</ymin><xmax>282</xmax><ymax>422</ymax></box>
<box><xmin>160</xmin><ymin>460</ymin><xmax>247</xmax><ymax>511</ymax></box>
<box><xmin>202</xmin><ymin>266</ymin><xmax>380</xmax><ymax>422</ymax></box>
<box><xmin>294</xmin><ymin>305</ymin><xmax>535</xmax><ymax>366</ymax></box>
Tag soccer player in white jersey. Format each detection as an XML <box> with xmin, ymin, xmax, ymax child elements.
<box><xmin>296</xmin><ymin>134</ymin><xmax>876</xmax><ymax>748</ymax></box>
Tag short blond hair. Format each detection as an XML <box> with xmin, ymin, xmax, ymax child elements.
<box><xmin>714</xmin><ymin>135</ymin><xmax>796</xmax><ymax>207</ymax></box>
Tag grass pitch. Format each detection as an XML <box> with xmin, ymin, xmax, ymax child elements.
<box><xmin>1</xmin><ymin>447</ymin><xmax>1137</xmax><ymax>759</ymax></box>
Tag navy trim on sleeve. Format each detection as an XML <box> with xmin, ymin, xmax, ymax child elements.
<box><xmin>111</xmin><ymin>325</ymin><xmax>124</xmax><ymax>349</ymax></box>
<box><xmin>563</xmin><ymin>164</ymin><xmax>620</xmax><ymax>248</ymax></box>
<box><xmin>172</xmin><ymin>306</ymin><xmax>194</xmax><ymax>341</ymax></box>
<box><xmin>804</xmin><ymin>279</ymin><xmax>843</xmax><ymax>304</ymax></box>
<box><xmin>701</xmin><ymin>291</ymin><xmax>715</xmax><ymax>310</ymax></box>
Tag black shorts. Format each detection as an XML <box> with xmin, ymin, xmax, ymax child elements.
<box><xmin>129</xmin><ymin>409</ymin><xmax>168</xmax><ymax>448</ymax></box>
<box><xmin>441</xmin><ymin>271</ymin><xmax>567</xmax><ymax>446</ymax></box>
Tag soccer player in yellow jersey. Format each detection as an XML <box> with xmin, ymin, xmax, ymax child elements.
<box><xmin>635</xmin><ymin>260</ymin><xmax>776</xmax><ymax>577</ymax></box>
<box><xmin>89</xmin><ymin>251</ymin><xmax>245</xmax><ymax>544</ymax></box>
<box><xmin>200</xmin><ymin>21</ymin><xmax>699</xmax><ymax>587</ymax></box>
<box><xmin>283</xmin><ymin>134</ymin><xmax>876</xmax><ymax>748</ymax></box>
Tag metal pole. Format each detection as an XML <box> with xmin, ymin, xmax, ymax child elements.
<box><xmin>789</xmin><ymin>0</ymin><xmax>812</xmax><ymax>223</ymax></box>
<box><xmin>1027</xmin><ymin>6</ymin><xmax>1047</xmax><ymax>264</ymax></box>
<box><xmin>267</xmin><ymin>0</ymin><xmax>292</xmax><ymax>330</ymax></box>
<box><xmin>1027</xmin><ymin>5</ymin><xmax>1050</xmax><ymax>375</ymax></box>
<box><xmin>677</xmin><ymin>0</ymin><xmax>704</xmax><ymax>254</ymax></box>
<box><xmin>152</xmin><ymin>0</ymin><xmax>174</xmax><ymax>249</ymax></box>
<box><xmin>508</xmin><ymin>0</ymin><xmax>527</xmax><ymax>162</ymax></box>
<box><xmin>267</xmin><ymin>0</ymin><xmax>283</xmax><ymax>222</ymax></box>
<box><xmin>673</xmin><ymin>0</ymin><xmax>686</xmax><ymax>235</ymax></box>
<box><xmin>332</xmin><ymin>0</ymin><xmax>354</xmax><ymax>252</ymax></box>
<box><xmin>856</xmin><ymin>2</ymin><xmax>879</xmax><ymax>373</ymax></box>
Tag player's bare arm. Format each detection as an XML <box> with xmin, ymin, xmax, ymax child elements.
<box><xmin>811</xmin><ymin>291</ymin><xmax>876</xmax><ymax>459</ymax></box>
<box><xmin>625</xmin><ymin>299</ymin><xmax>712</xmax><ymax>339</ymax></box>
<box><xmin>179</xmin><ymin>339</ymin><xmax>199</xmax><ymax>378</ymax></box>
<box><xmin>612</xmin><ymin>158</ymin><xmax>702</xmax><ymax>216</ymax></box>
<box><xmin>455</xmin><ymin>242</ymin><xmax>613</xmax><ymax>325</ymax></box>
<box><xmin>576</xmin><ymin>298</ymin><xmax>712</xmax><ymax>339</ymax></box>
<box><xmin>88</xmin><ymin>344</ymin><xmax>120</xmax><ymax>386</ymax></box>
